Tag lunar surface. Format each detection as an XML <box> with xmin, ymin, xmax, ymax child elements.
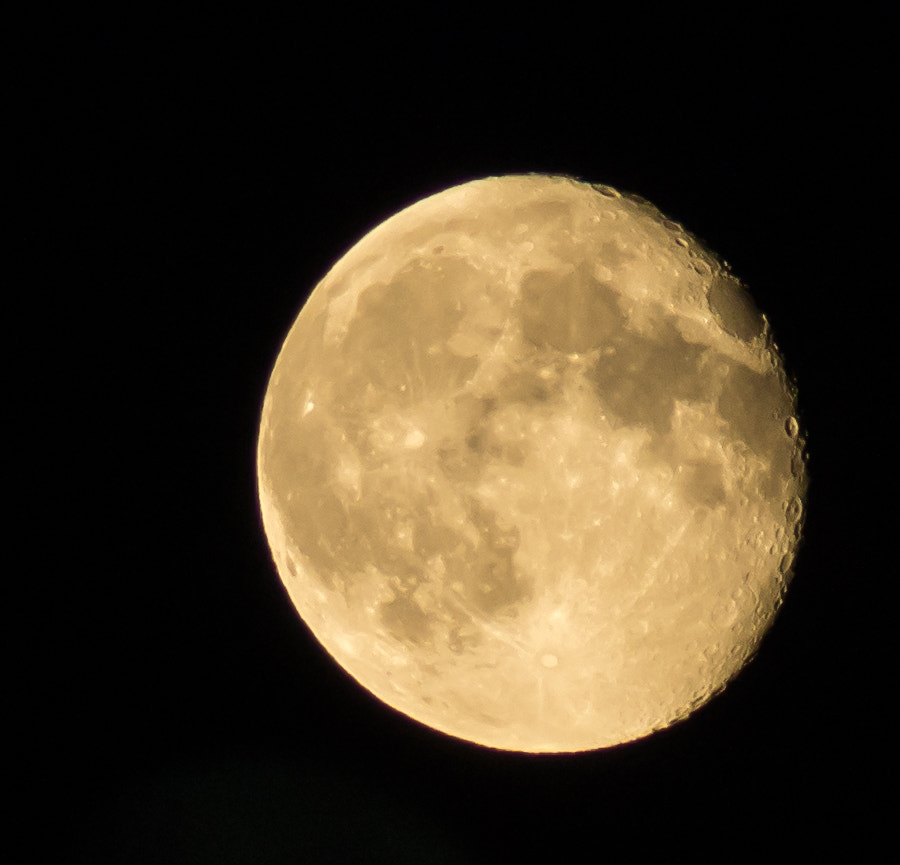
<box><xmin>257</xmin><ymin>175</ymin><xmax>807</xmax><ymax>752</ymax></box>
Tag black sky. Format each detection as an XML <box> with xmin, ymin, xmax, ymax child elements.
<box><xmin>16</xmin><ymin>12</ymin><xmax>890</xmax><ymax>862</ymax></box>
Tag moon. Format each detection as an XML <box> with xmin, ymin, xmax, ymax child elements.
<box><xmin>257</xmin><ymin>174</ymin><xmax>807</xmax><ymax>752</ymax></box>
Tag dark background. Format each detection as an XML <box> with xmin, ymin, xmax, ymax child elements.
<box><xmin>17</xmin><ymin>11</ymin><xmax>889</xmax><ymax>863</ymax></box>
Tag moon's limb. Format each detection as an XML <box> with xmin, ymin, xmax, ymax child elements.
<box><xmin>257</xmin><ymin>175</ymin><xmax>807</xmax><ymax>752</ymax></box>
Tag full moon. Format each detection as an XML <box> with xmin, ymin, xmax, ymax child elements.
<box><xmin>257</xmin><ymin>174</ymin><xmax>807</xmax><ymax>752</ymax></box>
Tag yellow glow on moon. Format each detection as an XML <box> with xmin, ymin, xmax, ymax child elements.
<box><xmin>257</xmin><ymin>175</ymin><xmax>807</xmax><ymax>752</ymax></box>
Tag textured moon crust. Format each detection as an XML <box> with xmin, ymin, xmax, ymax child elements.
<box><xmin>258</xmin><ymin>176</ymin><xmax>807</xmax><ymax>752</ymax></box>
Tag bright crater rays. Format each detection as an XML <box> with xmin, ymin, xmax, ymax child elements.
<box><xmin>257</xmin><ymin>175</ymin><xmax>807</xmax><ymax>752</ymax></box>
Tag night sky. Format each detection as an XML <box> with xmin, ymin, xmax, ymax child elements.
<box><xmin>18</xmin><ymin>12</ymin><xmax>888</xmax><ymax>862</ymax></box>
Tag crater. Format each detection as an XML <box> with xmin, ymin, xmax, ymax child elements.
<box><xmin>708</xmin><ymin>275</ymin><xmax>765</xmax><ymax>342</ymax></box>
